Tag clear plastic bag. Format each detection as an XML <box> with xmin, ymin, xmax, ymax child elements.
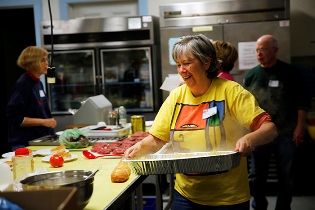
<box><xmin>59</xmin><ymin>128</ymin><xmax>90</xmax><ymax>149</ymax></box>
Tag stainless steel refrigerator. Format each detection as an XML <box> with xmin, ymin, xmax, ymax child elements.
<box><xmin>40</xmin><ymin>16</ymin><xmax>162</xmax><ymax>127</ymax></box>
<box><xmin>159</xmin><ymin>0</ymin><xmax>291</xmax><ymax>101</ymax></box>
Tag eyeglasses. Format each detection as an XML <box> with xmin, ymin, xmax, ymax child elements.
<box><xmin>41</xmin><ymin>58</ymin><xmax>49</xmax><ymax>63</ymax></box>
<box><xmin>256</xmin><ymin>48</ymin><xmax>275</xmax><ymax>54</ymax></box>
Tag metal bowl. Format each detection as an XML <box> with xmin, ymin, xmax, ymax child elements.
<box><xmin>124</xmin><ymin>151</ymin><xmax>241</xmax><ymax>175</ymax></box>
<box><xmin>20</xmin><ymin>170</ymin><xmax>94</xmax><ymax>210</ymax></box>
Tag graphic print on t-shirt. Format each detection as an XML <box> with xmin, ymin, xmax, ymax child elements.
<box><xmin>170</xmin><ymin>101</ymin><xmax>226</xmax><ymax>153</ymax></box>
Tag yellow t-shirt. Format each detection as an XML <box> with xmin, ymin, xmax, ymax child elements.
<box><xmin>150</xmin><ymin>78</ymin><xmax>265</xmax><ymax>206</ymax></box>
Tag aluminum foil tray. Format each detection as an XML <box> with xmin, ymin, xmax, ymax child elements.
<box><xmin>123</xmin><ymin>151</ymin><xmax>241</xmax><ymax>175</ymax></box>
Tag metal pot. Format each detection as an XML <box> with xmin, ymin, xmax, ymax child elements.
<box><xmin>20</xmin><ymin>170</ymin><xmax>94</xmax><ymax>210</ymax></box>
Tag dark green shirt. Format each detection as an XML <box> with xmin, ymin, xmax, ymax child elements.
<box><xmin>244</xmin><ymin>60</ymin><xmax>311</xmax><ymax>135</ymax></box>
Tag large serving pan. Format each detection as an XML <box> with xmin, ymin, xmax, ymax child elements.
<box><xmin>124</xmin><ymin>151</ymin><xmax>241</xmax><ymax>175</ymax></box>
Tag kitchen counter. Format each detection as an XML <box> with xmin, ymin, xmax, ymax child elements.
<box><xmin>5</xmin><ymin>145</ymin><xmax>147</xmax><ymax>210</ymax></box>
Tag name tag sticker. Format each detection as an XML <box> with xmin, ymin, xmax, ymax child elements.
<box><xmin>39</xmin><ymin>90</ymin><xmax>45</xmax><ymax>97</ymax></box>
<box><xmin>202</xmin><ymin>107</ymin><xmax>217</xmax><ymax>119</ymax></box>
<box><xmin>269</xmin><ymin>80</ymin><xmax>279</xmax><ymax>87</ymax></box>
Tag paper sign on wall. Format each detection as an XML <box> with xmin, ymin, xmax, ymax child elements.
<box><xmin>168</xmin><ymin>38</ymin><xmax>180</xmax><ymax>65</ymax></box>
<box><xmin>238</xmin><ymin>42</ymin><xmax>259</xmax><ymax>70</ymax></box>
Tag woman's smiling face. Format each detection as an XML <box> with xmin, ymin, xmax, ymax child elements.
<box><xmin>176</xmin><ymin>53</ymin><xmax>210</xmax><ymax>90</ymax></box>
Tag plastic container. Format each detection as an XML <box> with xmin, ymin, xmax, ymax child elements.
<box><xmin>0</xmin><ymin>163</ymin><xmax>12</xmax><ymax>191</ymax></box>
<box><xmin>118</xmin><ymin>106</ymin><xmax>127</xmax><ymax>126</ymax></box>
<box><xmin>108</xmin><ymin>109</ymin><xmax>118</xmax><ymax>125</ymax></box>
<box><xmin>145</xmin><ymin>89</ymin><xmax>152</xmax><ymax>107</ymax></box>
<box><xmin>12</xmin><ymin>148</ymin><xmax>34</xmax><ymax>180</ymax></box>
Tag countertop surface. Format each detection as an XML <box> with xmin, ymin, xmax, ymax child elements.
<box><xmin>3</xmin><ymin>145</ymin><xmax>146</xmax><ymax>210</ymax></box>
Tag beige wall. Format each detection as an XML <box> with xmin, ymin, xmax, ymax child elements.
<box><xmin>42</xmin><ymin>0</ymin><xmax>60</xmax><ymax>20</ymax></box>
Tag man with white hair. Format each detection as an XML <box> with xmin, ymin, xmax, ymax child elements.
<box><xmin>244</xmin><ymin>35</ymin><xmax>311</xmax><ymax>210</ymax></box>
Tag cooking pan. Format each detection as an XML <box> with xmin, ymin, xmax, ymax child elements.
<box><xmin>123</xmin><ymin>151</ymin><xmax>241</xmax><ymax>175</ymax></box>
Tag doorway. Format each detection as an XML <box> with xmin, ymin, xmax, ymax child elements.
<box><xmin>0</xmin><ymin>8</ymin><xmax>36</xmax><ymax>154</ymax></box>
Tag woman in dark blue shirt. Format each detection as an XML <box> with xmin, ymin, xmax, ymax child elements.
<box><xmin>6</xmin><ymin>46</ymin><xmax>57</xmax><ymax>151</ymax></box>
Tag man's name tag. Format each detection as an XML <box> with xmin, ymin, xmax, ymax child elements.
<box><xmin>39</xmin><ymin>90</ymin><xmax>45</xmax><ymax>97</ymax></box>
<box><xmin>269</xmin><ymin>80</ymin><xmax>279</xmax><ymax>87</ymax></box>
<box><xmin>202</xmin><ymin>107</ymin><xmax>217</xmax><ymax>119</ymax></box>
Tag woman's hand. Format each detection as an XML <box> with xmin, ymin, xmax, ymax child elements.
<box><xmin>125</xmin><ymin>141</ymin><xmax>143</xmax><ymax>158</ymax></box>
<box><xmin>234</xmin><ymin>135</ymin><xmax>254</xmax><ymax>157</ymax></box>
<box><xmin>234</xmin><ymin>121</ymin><xmax>277</xmax><ymax>156</ymax></box>
<box><xmin>44</xmin><ymin>118</ymin><xmax>57</xmax><ymax>128</ymax></box>
<box><xmin>124</xmin><ymin>134</ymin><xmax>166</xmax><ymax>158</ymax></box>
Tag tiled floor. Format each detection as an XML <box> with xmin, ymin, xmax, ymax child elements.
<box><xmin>161</xmin><ymin>187</ymin><xmax>315</xmax><ymax>210</ymax></box>
<box><xmin>162</xmin><ymin>196</ymin><xmax>315</xmax><ymax>210</ymax></box>
<box><xmin>145</xmin><ymin>174</ymin><xmax>315</xmax><ymax>210</ymax></box>
<box><xmin>249</xmin><ymin>196</ymin><xmax>315</xmax><ymax>210</ymax></box>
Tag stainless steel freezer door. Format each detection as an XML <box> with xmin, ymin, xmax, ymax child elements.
<box><xmin>160</xmin><ymin>25</ymin><xmax>224</xmax><ymax>101</ymax></box>
<box><xmin>100</xmin><ymin>47</ymin><xmax>155</xmax><ymax>113</ymax></box>
<box><xmin>223</xmin><ymin>20</ymin><xmax>290</xmax><ymax>85</ymax></box>
<box><xmin>224</xmin><ymin>21</ymin><xmax>291</xmax><ymax>73</ymax></box>
<box><xmin>47</xmin><ymin>50</ymin><xmax>96</xmax><ymax>114</ymax></box>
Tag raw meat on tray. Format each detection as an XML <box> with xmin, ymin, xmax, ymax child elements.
<box><xmin>91</xmin><ymin>132</ymin><xmax>149</xmax><ymax>155</ymax></box>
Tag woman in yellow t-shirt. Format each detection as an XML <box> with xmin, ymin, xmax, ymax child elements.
<box><xmin>125</xmin><ymin>34</ymin><xmax>277</xmax><ymax>210</ymax></box>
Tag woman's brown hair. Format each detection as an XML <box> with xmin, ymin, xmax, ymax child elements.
<box><xmin>17</xmin><ymin>46</ymin><xmax>48</xmax><ymax>71</ymax></box>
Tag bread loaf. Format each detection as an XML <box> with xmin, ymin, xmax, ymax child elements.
<box><xmin>51</xmin><ymin>145</ymin><xmax>66</xmax><ymax>153</ymax></box>
<box><xmin>111</xmin><ymin>158</ymin><xmax>131</xmax><ymax>183</ymax></box>
<box><xmin>57</xmin><ymin>151</ymin><xmax>71</xmax><ymax>159</ymax></box>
